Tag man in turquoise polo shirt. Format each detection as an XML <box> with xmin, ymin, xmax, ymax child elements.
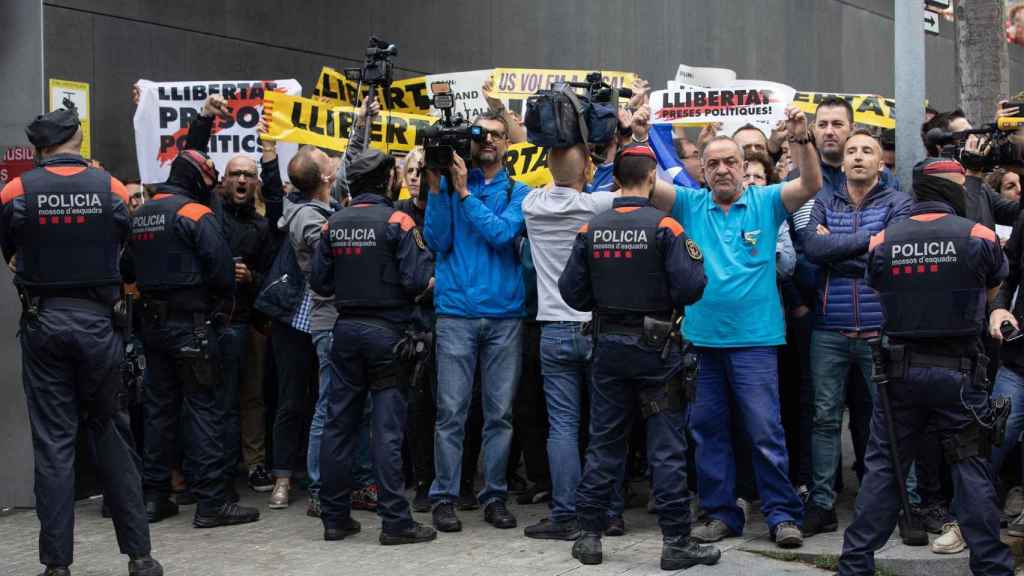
<box><xmin>650</xmin><ymin>106</ymin><xmax>822</xmax><ymax>549</ymax></box>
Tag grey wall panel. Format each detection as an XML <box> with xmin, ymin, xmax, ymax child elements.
<box><xmin>38</xmin><ymin>0</ymin><xmax>1024</xmax><ymax>191</ymax></box>
<box><xmin>0</xmin><ymin>0</ymin><xmax>42</xmax><ymax>511</ymax></box>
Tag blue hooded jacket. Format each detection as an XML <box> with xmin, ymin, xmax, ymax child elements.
<box><xmin>423</xmin><ymin>167</ymin><xmax>531</xmax><ymax>318</ymax></box>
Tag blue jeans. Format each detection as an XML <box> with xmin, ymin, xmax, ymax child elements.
<box><xmin>689</xmin><ymin>347</ymin><xmax>803</xmax><ymax>534</ymax></box>
<box><xmin>541</xmin><ymin>322</ymin><xmax>624</xmax><ymax>522</ymax></box>
<box><xmin>991</xmin><ymin>366</ymin><xmax>1024</xmax><ymax>473</ymax></box>
<box><xmin>431</xmin><ymin>317</ymin><xmax>522</xmax><ymax>506</ymax></box>
<box><xmin>216</xmin><ymin>323</ymin><xmax>249</xmax><ymax>482</ymax></box>
<box><xmin>809</xmin><ymin>330</ymin><xmax>876</xmax><ymax>510</ymax></box>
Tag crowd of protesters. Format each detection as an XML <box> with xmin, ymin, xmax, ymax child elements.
<box><xmin>10</xmin><ymin>69</ymin><xmax>1024</xmax><ymax>575</ymax></box>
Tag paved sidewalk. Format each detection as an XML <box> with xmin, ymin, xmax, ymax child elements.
<box><xmin>0</xmin><ymin>486</ymin><xmax>834</xmax><ymax>576</ymax></box>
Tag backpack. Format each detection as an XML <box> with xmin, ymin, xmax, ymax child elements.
<box><xmin>254</xmin><ymin>203</ymin><xmax>331</xmax><ymax>324</ymax></box>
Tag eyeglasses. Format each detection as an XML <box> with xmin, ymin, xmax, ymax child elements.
<box><xmin>227</xmin><ymin>170</ymin><xmax>258</xmax><ymax>179</ymax></box>
<box><xmin>130</xmin><ymin>192</ymin><xmax>143</xmax><ymax>200</ymax></box>
<box><xmin>481</xmin><ymin>128</ymin><xmax>507</xmax><ymax>141</ymax></box>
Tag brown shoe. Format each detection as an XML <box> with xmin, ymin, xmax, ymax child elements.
<box><xmin>269</xmin><ymin>479</ymin><xmax>290</xmax><ymax>509</ymax></box>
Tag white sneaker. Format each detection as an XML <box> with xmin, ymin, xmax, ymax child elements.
<box><xmin>930</xmin><ymin>522</ymin><xmax>966</xmax><ymax>554</ymax></box>
<box><xmin>1005</xmin><ymin>485</ymin><xmax>1024</xmax><ymax>518</ymax></box>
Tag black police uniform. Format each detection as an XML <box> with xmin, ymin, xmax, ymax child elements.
<box><xmin>0</xmin><ymin>153</ymin><xmax>153</xmax><ymax>571</ymax></box>
<box><xmin>838</xmin><ymin>200</ymin><xmax>1014</xmax><ymax>576</ymax></box>
<box><xmin>124</xmin><ymin>161</ymin><xmax>255</xmax><ymax>527</ymax></box>
<box><xmin>309</xmin><ymin>191</ymin><xmax>434</xmax><ymax>542</ymax></box>
<box><xmin>558</xmin><ymin>196</ymin><xmax>711</xmax><ymax>567</ymax></box>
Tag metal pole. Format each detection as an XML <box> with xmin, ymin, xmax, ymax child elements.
<box><xmin>895</xmin><ymin>1</ymin><xmax>927</xmax><ymax>190</ymax></box>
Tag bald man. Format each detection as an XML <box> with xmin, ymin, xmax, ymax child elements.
<box><xmin>520</xmin><ymin>144</ymin><xmax>623</xmax><ymax>540</ymax></box>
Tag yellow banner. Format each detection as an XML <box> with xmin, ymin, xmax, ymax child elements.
<box><xmin>792</xmin><ymin>92</ymin><xmax>895</xmax><ymax>129</ymax></box>
<box><xmin>504</xmin><ymin>142</ymin><xmax>551</xmax><ymax>188</ymax></box>
<box><xmin>312</xmin><ymin>66</ymin><xmax>431</xmax><ymax>113</ymax></box>
<box><xmin>262</xmin><ymin>91</ymin><xmax>436</xmax><ymax>154</ymax></box>
<box><xmin>264</xmin><ymin>91</ymin><xmax>551</xmax><ymax>187</ymax></box>
<box><xmin>491</xmin><ymin>68</ymin><xmax>636</xmax><ymax>117</ymax></box>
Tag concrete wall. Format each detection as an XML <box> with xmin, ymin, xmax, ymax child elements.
<box><xmin>38</xmin><ymin>0</ymin><xmax>1024</xmax><ymax>181</ymax></box>
<box><xmin>0</xmin><ymin>0</ymin><xmax>42</xmax><ymax>509</ymax></box>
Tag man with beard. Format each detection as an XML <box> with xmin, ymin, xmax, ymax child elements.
<box><xmin>124</xmin><ymin>95</ymin><xmax>260</xmax><ymax>529</ymax></box>
<box><xmin>214</xmin><ymin>151</ymin><xmax>279</xmax><ymax>499</ymax></box>
<box><xmin>423</xmin><ymin>111</ymin><xmax>531</xmax><ymax>533</ymax></box>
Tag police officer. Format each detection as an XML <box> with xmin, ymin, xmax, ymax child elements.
<box><xmin>0</xmin><ymin>109</ymin><xmax>163</xmax><ymax>576</ymax></box>
<box><xmin>309</xmin><ymin>149</ymin><xmax>436</xmax><ymax>545</ymax></box>
<box><xmin>124</xmin><ymin>145</ymin><xmax>261</xmax><ymax>528</ymax></box>
<box><xmin>838</xmin><ymin>158</ymin><xmax>1014</xmax><ymax>575</ymax></box>
<box><xmin>557</xmin><ymin>144</ymin><xmax>719</xmax><ymax>570</ymax></box>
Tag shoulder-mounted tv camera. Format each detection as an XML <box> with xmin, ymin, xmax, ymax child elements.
<box><xmin>524</xmin><ymin>72</ymin><xmax>632</xmax><ymax>149</ymax></box>
<box><xmin>422</xmin><ymin>82</ymin><xmax>485</xmax><ymax>172</ymax></box>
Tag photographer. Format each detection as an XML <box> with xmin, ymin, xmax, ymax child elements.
<box><xmin>423</xmin><ymin>111</ymin><xmax>531</xmax><ymax>533</ymax></box>
<box><xmin>923</xmin><ymin>110</ymin><xmax>1020</xmax><ymax>230</ymax></box>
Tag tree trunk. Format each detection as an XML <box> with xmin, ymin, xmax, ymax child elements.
<box><xmin>957</xmin><ymin>0</ymin><xmax>1009</xmax><ymax>125</ymax></box>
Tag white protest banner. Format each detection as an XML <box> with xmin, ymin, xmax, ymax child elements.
<box><xmin>133</xmin><ymin>78</ymin><xmax>302</xmax><ymax>184</ymax></box>
<box><xmin>425</xmin><ymin>69</ymin><xmax>492</xmax><ymax>120</ymax></box>
<box><xmin>650</xmin><ymin>80</ymin><xmax>796</xmax><ymax>128</ymax></box>
<box><xmin>674</xmin><ymin>64</ymin><xmax>736</xmax><ymax>88</ymax></box>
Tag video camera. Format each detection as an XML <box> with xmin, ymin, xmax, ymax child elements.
<box><xmin>344</xmin><ymin>36</ymin><xmax>398</xmax><ymax>88</ymax></box>
<box><xmin>925</xmin><ymin>101</ymin><xmax>1024</xmax><ymax>170</ymax></box>
<box><xmin>524</xmin><ymin>72</ymin><xmax>630</xmax><ymax>149</ymax></box>
<box><xmin>422</xmin><ymin>82</ymin><xmax>485</xmax><ymax>172</ymax></box>
<box><xmin>564</xmin><ymin>71</ymin><xmax>634</xmax><ymax>106</ymax></box>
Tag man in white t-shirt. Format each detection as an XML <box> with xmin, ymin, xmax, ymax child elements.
<box><xmin>520</xmin><ymin>144</ymin><xmax>617</xmax><ymax>540</ymax></box>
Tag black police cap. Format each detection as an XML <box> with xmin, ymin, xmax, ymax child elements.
<box><xmin>25</xmin><ymin>108</ymin><xmax>81</xmax><ymax>149</ymax></box>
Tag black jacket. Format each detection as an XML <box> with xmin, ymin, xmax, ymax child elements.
<box><xmin>965</xmin><ymin>174</ymin><xmax>1019</xmax><ymax>231</ymax></box>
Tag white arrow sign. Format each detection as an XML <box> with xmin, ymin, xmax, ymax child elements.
<box><xmin>923</xmin><ymin>10</ymin><xmax>940</xmax><ymax>34</ymax></box>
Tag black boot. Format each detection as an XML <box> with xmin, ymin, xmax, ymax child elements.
<box><xmin>571</xmin><ymin>531</ymin><xmax>603</xmax><ymax>565</ymax></box>
<box><xmin>128</xmin><ymin>555</ymin><xmax>164</xmax><ymax>576</ymax></box>
<box><xmin>432</xmin><ymin>502</ymin><xmax>462</xmax><ymax>532</ymax></box>
<box><xmin>379</xmin><ymin>522</ymin><xmax>437</xmax><ymax>545</ymax></box>
<box><xmin>145</xmin><ymin>498</ymin><xmax>179</xmax><ymax>524</ymax></box>
<box><xmin>192</xmin><ymin>502</ymin><xmax>260</xmax><ymax>528</ymax></box>
<box><xmin>661</xmin><ymin>535</ymin><xmax>721</xmax><ymax>570</ymax></box>
<box><xmin>324</xmin><ymin>518</ymin><xmax>362</xmax><ymax>541</ymax></box>
<box><xmin>39</xmin><ymin>567</ymin><xmax>70</xmax><ymax>576</ymax></box>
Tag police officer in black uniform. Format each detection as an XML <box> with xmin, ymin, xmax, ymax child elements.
<box><xmin>0</xmin><ymin>109</ymin><xmax>163</xmax><ymax>576</ymax></box>
<box><xmin>124</xmin><ymin>146</ymin><xmax>260</xmax><ymax>529</ymax></box>
<box><xmin>309</xmin><ymin>149</ymin><xmax>436</xmax><ymax>545</ymax></box>
<box><xmin>838</xmin><ymin>158</ymin><xmax>1014</xmax><ymax>576</ymax></box>
<box><xmin>557</xmin><ymin>144</ymin><xmax>719</xmax><ymax>570</ymax></box>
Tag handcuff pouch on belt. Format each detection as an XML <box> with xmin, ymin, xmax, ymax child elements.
<box><xmin>17</xmin><ymin>289</ymin><xmax>39</xmax><ymax>325</ymax></box>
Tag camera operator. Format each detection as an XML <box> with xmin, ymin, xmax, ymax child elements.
<box><xmin>423</xmin><ymin>111</ymin><xmax>531</xmax><ymax>533</ymax></box>
<box><xmin>923</xmin><ymin>110</ymin><xmax>1021</xmax><ymax>231</ymax></box>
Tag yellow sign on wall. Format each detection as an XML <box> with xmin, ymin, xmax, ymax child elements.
<box><xmin>48</xmin><ymin>79</ymin><xmax>90</xmax><ymax>158</ymax></box>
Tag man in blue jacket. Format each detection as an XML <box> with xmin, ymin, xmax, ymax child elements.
<box><xmin>423</xmin><ymin>111</ymin><xmax>532</xmax><ymax>533</ymax></box>
<box><xmin>799</xmin><ymin>130</ymin><xmax>913</xmax><ymax>536</ymax></box>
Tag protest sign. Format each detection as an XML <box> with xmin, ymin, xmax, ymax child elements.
<box><xmin>263</xmin><ymin>91</ymin><xmax>437</xmax><ymax>154</ymax></box>
<box><xmin>792</xmin><ymin>91</ymin><xmax>895</xmax><ymax>128</ymax></box>
<box><xmin>425</xmin><ymin>69</ymin><xmax>493</xmax><ymax>119</ymax></box>
<box><xmin>312</xmin><ymin>66</ymin><xmax>432</xmax><ymax>113</ymax></box>
<box><xmin>674</xmin><ymin>64</ymin><xmax>736</xmax><ymax>88</ymax></box>
<box><xmin>650</xmin><ymin>80</ymin><xmax>796</xmax><ymax>128</ymax></box>
<box><xmin>49</xmin><ymin>79</ymin><xmax>90</xmax><ymax>158</ymax></box>
<box><xmin>0</xmin><ymin>146</ymin><xmax>35</xmax><ymax>187</ymax></box>
<box><xmin>490</xmin><ymin>68</ymin><xmax>637</xmax><ymax>116</ymax></box>
<box><xmin>133</xmin><ymin>78</ymin><xmax>301</xmax><ymax>184</ymax></box>
<box><xmin>504</xmin><ymin>142</ymin><xmax>551</xmax><ymax>188</ymax></box>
